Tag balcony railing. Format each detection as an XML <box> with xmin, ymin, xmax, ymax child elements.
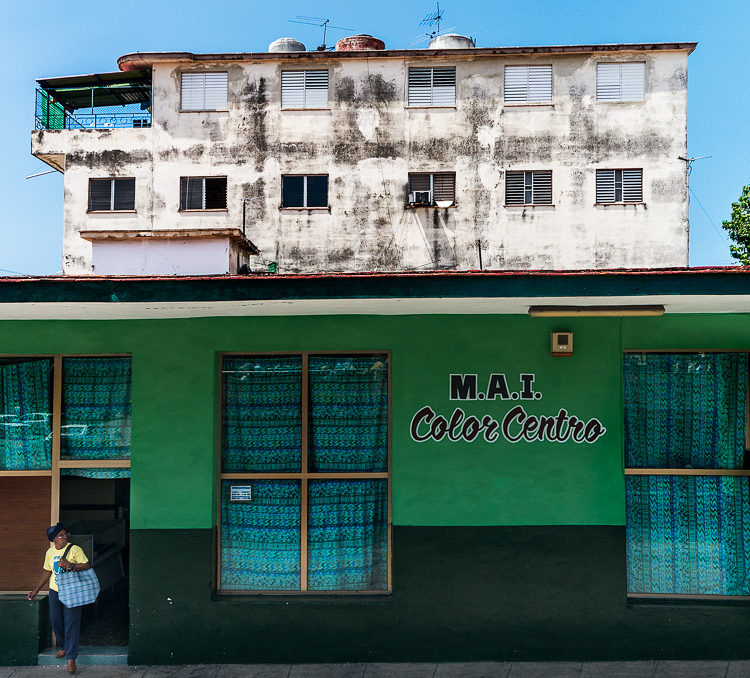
<box><xmin>35</xmin><ymin>82</ymin><xmax>152</xmax><ymax>130</ymax></box>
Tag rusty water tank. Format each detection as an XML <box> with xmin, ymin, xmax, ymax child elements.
<box><xmin>428</xmin><ymin>34</ymin><xmax>475</xmax><ymax>49</ymax></box>
<box><xmin>335</xmin><ymin>34</ymin><xmax>385</xmax><ymax>51</ymax></box>
<box><xmin>268</xmin><ymin>37</ymin><xmax>307</xmax><ymax>52</ymax></box>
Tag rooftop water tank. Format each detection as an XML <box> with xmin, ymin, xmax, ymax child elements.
<box><xmin>335</xmin><ymin>34</ymin><xmax>385</xmax><ymax>51</ymax></box>
<box><xmin>428</xmin><ymin>34</ymin><xmax>475</xmax><ymax>49</ymax></box>
<box><xmin>268</xmin><ymin>37</ymin><xmax>307</xmax><ymax>52</ymax></box>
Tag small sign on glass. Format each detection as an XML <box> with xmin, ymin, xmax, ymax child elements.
<box><xmin>229</xmin><ymin>485</ymin><xmax>252</xmax><ymax>502</ymax></box>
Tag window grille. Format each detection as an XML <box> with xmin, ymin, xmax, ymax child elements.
<box><xmin>504</xmin><ymin>65</ymin><xmax>552</xmax><ymax>103</ymax></box>
<box><xmin>596</xmin><ymin>169</ymin><xmax>642</xmax><ymax>203</ymax></box>
<box><xmin>181</xmin><ymin>72</ymin><xmax>228</xmax><ymax>111</ymax></box>
<box><xmin>88</xmin><ymin>178</ymin><xmax>136</xmax><ymax>212</ymax></box>
<box><xmin>408</xmin><ymin>67</ymin><xmax>456</xmax><ymax>106</ymax></box>
<box><xmin>596</xmin><ymin>62</ymin><xmax>645</xmax><ymax>102</ymax></box>
<box><xmin>505</xmin><ymin>171</ymin><xmax>552</xmax><ymax>205</ymax></box>
<box><xmin>281</xmin><ymin>70</ymin><xmax>329</xmax><ymax>108</ymax></box>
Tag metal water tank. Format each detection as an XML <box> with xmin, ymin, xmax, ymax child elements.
<box><xmin>428</xmin><ymin>34</ymin><xmax>475</xmax><ymax>49</ymax></box>
<box><xmin>335</xmin><ymin>34</ymin><xmax>386</xmax><ymax>51</ymax></box>
<box><xmin>268</xmin><ymin>37</ymin><xmax>307</xmax><ymax>52</ymax></box>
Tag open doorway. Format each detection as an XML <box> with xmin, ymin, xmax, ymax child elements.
<box><xmin>59</xmin><ymin>473</ymin><xmax>129</xmax><ymax>646</ymax></box>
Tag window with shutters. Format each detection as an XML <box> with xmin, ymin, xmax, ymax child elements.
<box><xmin>281</xmin><ymin>176</ymin><xmax>329</xmax><ymax>208</ymax></box>
<box><xmin>407</xmin><ymin>173</ymin><xmax>456</xmax><ymax>206</ymax></box>
<box><xmin>181</xmin><ymin>72</ymin><xmax>228</xmax><ymax>111</ymax></box>
<box><xmin>88</xmin><ymin>178</ymin><xmax>136</xmax><ymax>212</ymax></box>
<box><xmin>504</xmin><ymin>65</ymin><xmax>552</xmax><ymax>104</ymax></box>
<box><xmin>596</xmin><ymin>169</ymin><xmax>643</xmax><ymax>204</ymax></box>
<box><xmin>596</xmin><ymin>62</ymin><xmax>645</xmax><ymax>102</ymax></box>
<box><xmin>281</xmin><ymin>70</ymin><xmax>329</xmax><ymax>109</ymax></box>
<box><xmin>179</xmin><ymin>177</ymin><xmax>228</xmax><ymax>210</ymax></box>
<box><xmin>505</xmin><ymin>171</ymin><xmax>553</xmax><ymax>206</ymax></box>
<box><xmin>407</xmin><ymin>67</ymin><xmax>456</xmax><ymax>107</ymax></box>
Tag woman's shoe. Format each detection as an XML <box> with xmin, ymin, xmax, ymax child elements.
<box><xmin>67</xmin><ymin>659</ymin><xmax>77</xmax><ymax>673</ymax></box>
<box><xmin>55</xmin><ymin>649</ymin><xmax>66</xmax><ymax>658</ymax></box>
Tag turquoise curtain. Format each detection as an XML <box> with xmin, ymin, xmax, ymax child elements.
<box><xmin>0</xmin><ymin>359</ymin><xmax>52</xmax><ymax>470</ymax></box>
<box><xmin>220</xmin><ymin>480</ymin><xmax>300</xmax><ymax>590</ymax></box>
<box><xmin>222</xmin><ymin>357</ymin><xmax>301</xmax><ymax>472</ymax></box>
<box><xmin>626</xmin><ymin>476</ymin><xmax>750</xmax><ymax>595</ymax></box>
<box><xmin>624</xmin><ymin>353</ymin><xmax>747</xmax><ymax>469</ymax></box>
<box><xmin>61</xmin><ymin>357</ymin><xmax>131</xmax><ymax>460</ymax></box>
<box><xmin>309</xmin><ymin>355</ymin><xmax>388</xmax><ymax>472</ymax></box>
<box><xmin>308</xmin><ymin>479</ymin><xmax>388</xmax><ymax>591</ymax></box>
<box><xmin>61</xmin><ymin>468</ymin><xmax>131</xmax><ymax>479</ymax></box>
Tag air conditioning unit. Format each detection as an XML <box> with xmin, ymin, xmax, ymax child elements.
<box><xmin>408</xmin><ymin>190</ymin><xmax>432</xmax><ymax>205</ymax></box>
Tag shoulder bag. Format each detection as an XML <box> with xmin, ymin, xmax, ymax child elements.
<box><xmin>56</xmin><ymin>543</ymin><xmax>100</xmax><ymax>608</ymax></box>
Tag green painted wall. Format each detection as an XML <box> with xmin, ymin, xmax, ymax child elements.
<box><xmin>0</xmin><ymin>595</ymin><xmax>49</xmax><ymax>665</ymax></box>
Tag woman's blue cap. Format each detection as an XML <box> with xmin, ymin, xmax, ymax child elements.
<box><xmin>46</xmin><ymin>523</ymin><xmax>64</xmax><ymax>541</ymax></box>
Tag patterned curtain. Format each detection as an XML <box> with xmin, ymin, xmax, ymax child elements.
<box><xmin>220</xmin><ymin>480</ymin><xmax>300</xmax><ymax>590</ymax></box>
<box><xmin>626</xmin><ymin>476</ymin><xmax>750</xmax><ymax>595</ymax></box>
<box><xmin>624</xmin><ymin>353</ymin><xmax>747</xmax><ymax>469</ymax></box>
<box><xmin>0</xmin><ymin>359</ymin><xmax>52</xmax><ymax>470</ymax></box>
<box><xmin>61</xmin><ymin>468</ymin><xmax>131</xmax><ymax>479</ymax></box>
<box><xmin>309</xmin><ymin>355</ymin><xmax>388</xmax><ymax>472</ymax></box>
<box><xmin>61</xmin><ymin>357</ymin><xmax>131</xmax><ymax>460</ymax></box>
<box><xmin>222</xmin><ymin>357</ymin><xmax>301</xmax><ymax>472</ymax></box>
<box><xmin>308</xmin><ymin>479</ymin><xmax>388</xmax><ymax>591</ymax></box>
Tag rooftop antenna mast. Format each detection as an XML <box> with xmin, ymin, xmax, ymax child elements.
<box><xmin>420</xmin><ymin>2</ymin><xmax>445</xmax><ymax>39</ymax></box>
<box><xmin>288</xmin><ymin>16</ymin><xmax>354</xmax><ymax>51</ymax></box>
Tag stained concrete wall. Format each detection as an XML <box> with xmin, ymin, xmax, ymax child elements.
<box><xmin>32</xmin><ymin>49</ymin><xmax>689</xmax><ymax>275</ymax></box>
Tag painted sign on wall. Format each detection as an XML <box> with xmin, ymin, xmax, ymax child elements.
<box><xmin>410</xmin><ymin>373</ymin><xmax>606</xmax><ymax>444</ymax></box>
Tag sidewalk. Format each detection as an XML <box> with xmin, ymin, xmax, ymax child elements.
<box><xmin>3</xmin><ymin>662</ymin><xmax>750</xmax><ymax>677</ymax></box>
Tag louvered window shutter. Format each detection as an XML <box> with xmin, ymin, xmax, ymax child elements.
<box><xmin>204</xmin><ymin>177</ymin><xmax>227</xmax><ymax>209</ymax></box>
<box><xmin>408</xmin><ymin>174</ymin><xmax>431</xmax><ymax>192</ymax></box>
<box><xmin>505</xmin><ymin>66</ymin><xmax>552</xmax><ymax>103</ymax></box>
<box><xmin>597</xmin><ymin>169</ymin><xmax>642</xmax><ymax>202</ymax></box>
<box><xmin>281</xmin><ymin>71</ymin><xmax>305</xmax><ymax>108</ymax></box>
<box><xmin>531</xmin><ymin>171</ymin><xmax>552</xmax><ymax>204</ymax></box>
<box><xmin>409</xmin><ymin>67</ymin><xmax>455</xmax><ymax>106</ymax></box>
<box><xmin>180</xmin><ymin>177</ymin><xmax>205</xmax><ymax>210</ymax></box>
<box><xmin>304</xmin><ymin>70</ymin><xmax>328</xmax><ymax>108</ymax></box>
<box><xmin>89</xmin><ymin>179</ymin><xmax>113</xmax><ymax>211</ymax></box>
<box><xmin>596</xmin><ymin>170</ymin><xmax>616</xmax><ymax>202</ymax></box>
<box><xmin>113</xmin><ymin>178</ymin><xmax>136</xmax><ymax>211</ymax></box>
<box><xmin>506</xmin><ymin>171</ymin><xmax>552</xmax><ymax>204</ymax></box>
<box><xmin>622</xmin><ymin>169</ymin><xmax>643</xmax><ymax>202</ymax></box>
<box><xmin>433</xmin><ymin>173</ymin><xmax>456</xmax><ymax>203</ymax></box>
<box><xmin>597</xmin><ymin>63</ymin><xmax>645</xmax><ymax>102</ymax></box>
<box><xmin>408</xmin><ymin>68</ymin><xmax>433</xmax><ymax>106</ymax></box>
<box><xmin>505</xmin><ymin>172</ymin><xmax>525</xmax><ymax>205</ymax></box>
<box><xmin>181</xmin><ymin>72</ymin><xmax>227</xmax><ymax>110</ymax></box>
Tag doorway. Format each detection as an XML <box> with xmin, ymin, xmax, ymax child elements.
<box><xmin>59</xmin><ymin>473</ymin><xmax>129</xmax><ymax>646</ymax></box>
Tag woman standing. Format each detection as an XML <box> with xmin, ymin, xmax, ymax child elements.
<box><xmin>27</xmin><ymin>523</ymin><xmax>91</xmax><ymax>674</ymax></box>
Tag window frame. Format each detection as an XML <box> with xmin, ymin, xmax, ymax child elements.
<box><xmin>595</xmin><ymin>168</ymin><xmax>643</xmax><ymax>205</ymax></box>
<box><xmin>87</xmin><ymin>178</ymin><xmax>136</xmax><ymax>213</ymax></box>
<box><xmin>407</xmin><ymin>172</ymin><xmax>456</xmax><ymax>207</ymax></box>
<box><xmin>180</xmin><ymin>71</ymin><xmax>229</xmax><ymax>112</ymax></box>
<box><xmin>280</xmin><ymin>174</ymin><xmax>330</xmax><ymax>209</ymax></box>
<box><xmin>503</xmin><ymin>65</ymin><xmax>553</xmax><ymax>104</ymax></box>
<box><xmin>281</xmin><ymin>69</ymin><xmax>330</xmax><ymax>109</ymax></box>
<box><xmin>623</xmin><ymin>349</ymin><xmax>750</xmax><ymax>601</ymax></box>
<box><xmin>596</xmin><ymin>61</ymin><xmax>646</xmax><ymax>103</ymax></box>
<box><xmin>217</xmin><ymin>350</ymin><xmax>392</xmax><ymax>596</ymax></box>
<box><xmin>179</xmin><ymin>176</ymin><xmax>228</xmax><ymax>212</ymax></box>
<box><xmin>407</xmin><ymin>66</ymin><xmax>457</xmax><ymax>107</ymax></box>
<box><xmin>504</xmin><ymin>170</ymin><xmax>553</xmax><ymax>206</ymax></box>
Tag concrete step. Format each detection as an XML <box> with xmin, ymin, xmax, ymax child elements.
<box><xmin>38</xmin><ymin>646</ymin><xmax>127</xmax><ymax>666</ymax></box>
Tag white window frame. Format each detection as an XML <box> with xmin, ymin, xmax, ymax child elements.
<box><xmin>596</xmin><ymin>62</ymin><xmax>646</xmax><ymax>102</ymax></box>
<box><xmin>181</xmin><ymin>72</ymin><xmax>228</xmax><ymax>111</ymax></box>
<box><xmin>505</xmin><ymin>171</ymin><xmax>553</xmax><ymax>206</ymax></box>
<box><xmin>504</xmin><ymin>65</ymin><xmax>553</xmax><ymax>104</ymax></box>
<box><xmin>596</xmin><ymin>169</ymin><xmax>643</xmax><ymax>204</ymax></box>
<box><xmin>407</xmin><ymin>67</ymin><xmax>456</xmax><ymax>107</ymax></box>
<box><xmin>281</xmin><ymin>70</ymin><xmax>329</xmax><ymax>109</ymax></box>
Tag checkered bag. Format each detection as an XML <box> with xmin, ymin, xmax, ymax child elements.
<box><xmin>56</xmin><ymin>544</ymin><xmax>100</xmax><ymax>608</ymax></box>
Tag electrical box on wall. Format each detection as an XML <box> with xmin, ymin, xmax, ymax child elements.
<box><xmin>551</xmin><ymin>331</ymin><xmax>573</xmax><ymax>357</ymax></box>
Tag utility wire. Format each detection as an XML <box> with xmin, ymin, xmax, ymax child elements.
<box><xmin>689</xmin><ymin>186</ymin><xmax>728</xmax><ymax>246</ymax></box>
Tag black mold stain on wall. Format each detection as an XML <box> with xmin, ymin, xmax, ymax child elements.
<box><xmin>66</xmin><ymin>150</ymin><xmax>152</xmax><ymax>170</ymax></box>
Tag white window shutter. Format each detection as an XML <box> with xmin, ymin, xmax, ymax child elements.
<box><xmin>281</xmin><ymin>71</ymin><xmax>305</xmax><ymax>108</ymax></box>
<box><xmin>408</xmin><ymin>68</ymin><xmax>432</xmax><ymax>106</ymax></box>
<box><xmin>431</xmin><ymin>67</ymin><xmax>456</xmax><ymax>106</ymax></box>
<box><xmin>182</xmin><ymin>72</ymin><xmax>227</xmax><ymax>110</ymax></box>
<box><xmin>622</xmin><ymin>169</ymin><xmax>643</xmax><ymax>202</ymax></box>
<box><xmin>505</xmin><ymin>66</ymin><xmax>551</xmax><ymax>103</ymax></box>
<box><xmin>203</xmin><ymin>72</ymin><xmax>228</xmax><ymax>110</ymax></box>
<box><xmin>181</xmin><ymin>73</ymin><xmax>205</xmax><ymax>110</ymax></box>
<box><xmin>527</xmin><ymin>66</ymin><xmax>552</xmax><ymax>102</ymax></box>
<box><xmin>620</xmin><ymin>62</ymin><xmax>645</xmax><ymax>101</ymax></box>
<box><xmin>531</xmin><ymin>171</ymin><xmax>552</xmax><ymax>204</ymax></box>
<box><xmin>596</xmin><ymin>170</ymin><xmax>616</xmax><ymax>202</ymax></box>
<box><xmin>504</xmin><ymin>66</ymin><xmax>529</xmax><ymax>103</ymax></box>
<box><xmin>304</xmin><ymin>70</ymin><xmax>329</xmax><ymax>108</ymax></box>
<box><xmin>596</xmin><ymin>63</ymin><xmax>622</xmax><ymax>101</ymax></box>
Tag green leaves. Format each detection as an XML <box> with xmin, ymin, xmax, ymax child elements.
<box><xmin>722</xmin><ymin>184</ymin><xmax>750</xmax><ymax>264</ymax></box>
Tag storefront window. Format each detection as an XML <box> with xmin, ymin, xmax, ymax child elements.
<box><xmin>624</xmin><ymin>352</ymin><xmax>750</xmax><ymax>597</ymax></box>
<box><xmin>220</xmin><ymin>353</ymin><xmax>390</xmax><ymax>593</ymax></box>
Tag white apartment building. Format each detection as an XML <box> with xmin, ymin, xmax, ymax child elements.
<box><xmin>31</xmin><ymin>35</ymin><xmax>696</xmax><ymax>275</ymax></box>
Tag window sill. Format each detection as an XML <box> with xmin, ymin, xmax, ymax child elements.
<box><xmin>406</xmin><ymin>106</ymin><xmax>457</xmax><ymax>110</ymax></box>
<box><xmin>594</xmin><ymin>202</ymin><xmax>646</xmax><ymax>207</ymax></box>
<box><xmin>86</xmin><ymin>210</ymin><xmax>137</xmax><ymax>214</ymax></box>
<box><xmin>281</xmin><ymin>108</ymin><xmax>331</xmax><ymax>112</ymax></box>
<box><xmin>179</xmin><ymin>109</ymin><xmax>229</xmax><ymax>113</ymax></box>
<box><xmin>280</xmin><ymin>206</ymin><xmax>331</xmax><ymax>211</ymax></box>
<box><xmin>178</xmin><ymin>209</ymin><xmax>229</xmax><ymax>213</ymax></box>
<box><xmin>505</xmin><ymin>204</ymin><xmax>555</xmax><ymax>208</ymax></box>
<box><xmin>627</xmin><ymin>594</ymin><xmax>750</xmax><ymax>606</ymax></box>
<box><xmin>596</xmin><ymin>99</ymin><xmax>645</xmax><ymax>104</ymax></box>
<box><xmin>213</xmin><ymin>591</ymin><xmax>393</xmax><ymax>604</ymax></box>
<box><xmin>405</xmin><ymin>203</ymin><xmax>456</xmax><ymax>209</ymax></box>
<box><xmin>503</xmin><ymin>103</ymin><xmax>554</xmax><ymax>108</ymax></box>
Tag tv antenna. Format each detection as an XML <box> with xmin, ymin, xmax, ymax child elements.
<box><xmin>288</xmin><ymin>16</ymin><xmax>354</xmax><ymax>51</ymax></box>
<box><xmin>678</xmin><ymin>155</ymin><xmax>711</xmax><ymax>176</ymax></box>
<box><xmin>408</xmin><ymin>3</ymin><xmax>456</xmax><ymax>46</ymax></box>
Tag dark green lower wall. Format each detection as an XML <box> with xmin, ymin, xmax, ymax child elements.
<box><xmin>0</xmin><ymin>594</ymin><xmax>49</xmax><ymax>665</ymax></box>
<box><xmin>129</xmin><ymin>526</ymin><xmax>750</xmax><ymax>664</ymax></box>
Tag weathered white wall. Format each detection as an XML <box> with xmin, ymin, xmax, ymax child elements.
<box><xmin>32</xmin><ymin>48</ymin><xmax>689</xmax><ymax>275</ymax></box>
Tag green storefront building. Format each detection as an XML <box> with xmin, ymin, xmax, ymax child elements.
<box><xmin>2</xmin><ymin>269</ymin><xmax>750</xmax><ymax>665</ymax></box>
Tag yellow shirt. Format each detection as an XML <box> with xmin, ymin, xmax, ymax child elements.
<box><xmin>43</xmin><ymin>543</ymin><xmax>88</xmax><ymax>592</ymax></box>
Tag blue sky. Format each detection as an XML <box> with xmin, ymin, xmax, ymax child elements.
<box><xmin>3</xmin><ymin>0</ymin><xmax>747</xmax><ymax>274</ymax></box>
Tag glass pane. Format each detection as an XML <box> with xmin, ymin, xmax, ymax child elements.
<box><xmin>61</xmin><ymin>468</ymin><xmax>130</xmax><ymax>479</ymax></box>
<box><xmin>309</xmin><ymin>355</ymin><xmax>388</xmax><ymax>472</ymax></box>
<box><xmin>624</xmin><ymin>353</ymin><xmax>747</xmax><ymax>469</ymax></box>
<box><xmin>0</xmin><ymin>358</ymin><xmax>52</xmax><ymax>470</ymax></box>
<box><xmin>308</xmin><ymin>479</ymin><xmax>388</xmax><ymax>591</ymax></box>
<box><xmin>306</xmin><ymin>176</ymin><xmax>328</xmax><ymax>207</ymax></box>
<box><xmin>221</xmin><ymin>480</ymin><xmax>301</xmax><ymax>591</ymax></box>
<box><xmin>222</xmin><ymin>356</ymin><xmax>302</xmax><ymax>472</ymax></box>
<box><xmin>282</xmin><ymin>176</ymin><xmax>304</xmax><ymax>207</ymax></box>
<box><xmin>626</xmin><ymin>475</ymin><xmax>750</xmax><ymax>596</ymax></box>
<box><xmin>61</xmin><ymin>357</ymin><xmax>131</xmax><ymax>460</ymax></box>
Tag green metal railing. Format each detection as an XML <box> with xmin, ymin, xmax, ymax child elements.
<box><xmin>35</xmin><ymin>87</ymin><xmax>152</xmax><ymax>130</ymax></box>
